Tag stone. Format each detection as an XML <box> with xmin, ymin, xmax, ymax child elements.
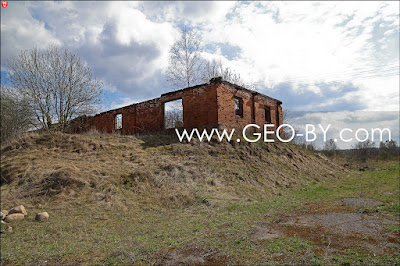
<box><xmin>4</xmin><ymin>213</ymin><xmax>25</xmax><ymax>222</ymax></box>
<box><xmin>0</xmin><ymin>210</ymin><xmax>8</xmax><ymax>220</ymax></box>
<box><xmin>8</xmin><ymin>205</ymin><xmax>27</xmax><ymax>216</ymax></box>
<box><xmin>35</xmin><ymin>212</ymin><xmax>49</xmax><ymax>222</ymax></box>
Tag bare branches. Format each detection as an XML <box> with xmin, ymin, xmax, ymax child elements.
<box><xmin>201</xmin><ymin>59</ymin><xmax>244</xmax><ymax>85</ymax></box>
<box><xmin>166</xmin><ymin>27</ymin><xmax>256</xmax><ymax>91</ymax></box>
<box><xmin>323</xmin><ymin>139</ymin><xmax>337</xmax><ymax>157</ymax></box>
<box><xmin>165</xmin><ymin>27</ymin><xmax>203</xmax><ymax>88</ymax></box>
<box><xmin>164</xmin><ymin>109</ymin><xmax>183</xmax><ymax>129</ymax></box>
<box><xmin>0</xmin><ymin>83</ymin><xmax>34</xmax><ymax>141</ymax></box>
<box><xmin>7</xmin><ymin>44</ymin><xmax>103</xmax><ymax>130</ymax></box>
<box><xmin>352</xmin><ymin>140</ymin><xmax>375</xmax><ymax>162</ymax></box>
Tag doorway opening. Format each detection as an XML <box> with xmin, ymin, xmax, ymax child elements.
<box><xmin>164</xmin><ymin>99</ymin><xmax>183</xmax><ymax>129</ymax></box>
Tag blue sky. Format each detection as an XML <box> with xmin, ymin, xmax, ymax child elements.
<box><xmin>1</xmin><ymin>1</ymin><xmax>399</xmax><ymax>147</ymax></box>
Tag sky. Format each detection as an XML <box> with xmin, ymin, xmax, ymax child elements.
<box><xmin>1</xmin><ymin>1</ymin><xmax>399</xmax><ymax>148</ymax></box>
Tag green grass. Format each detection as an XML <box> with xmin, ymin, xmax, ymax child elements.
<box><xmin>1</xmin><ymin>160</ymin><xmax>399</xmax><ymax>265</ymax></box>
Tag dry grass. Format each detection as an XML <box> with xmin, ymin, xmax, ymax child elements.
<box><xmin>1</xmin><ymin>132</ymin><xmax>398</xmax><ymax>265</ymax></box>
<box><xmin>1</xmin><ymin>131</ymin><xmax>346</xmax><ymax>210</ymax></box>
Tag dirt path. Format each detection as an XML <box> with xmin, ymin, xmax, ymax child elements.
<box><xmin>252</xmin><ymin>198</ymin><xmax>399</xmax><ymax>259</ymax></box>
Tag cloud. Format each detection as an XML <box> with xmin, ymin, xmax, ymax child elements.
<box><xmin>287</xmin><ymin>111</ymin><xmax>399</xmax><ymax>149</ymax></box>
<box><xmin>1</xmin><ymin>1</ymin><xmax>398</xmax><ymax>113</ymax></box>
<box><xmin>266</xmin><ymin>81</ymin><xmax>366</xmax><ymax>111</ymax></box>
<box><xmin>109</xmin><ymin>97</ymin><xmax>137</xmax><ymax>110</ymax></box>
<box><xmin>2</xmin><ymin>1</ymin><xmax>178</xmax><ymax>97</ymax></box>
<box><xmin>1</xmin><ymin>2</ymin><xmax>60</xmax><ymax>69</ymax></box>
<box><xmin>139</xmin><ymin>1</ymin><xmax>236</xmax><ymax>25</ymax></box>
<box><xmin>199</xmin><ymin>1</ymin><xmax>399</xmax><ymax>110</ymax></box>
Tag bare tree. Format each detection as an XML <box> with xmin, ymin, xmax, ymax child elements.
<box><xmin>379</xmin><ymin>140</ymin><xmax>399</xmax><ymax>159</ymax></box>
<box><xmin>0</xmin><ymin>82</ymin><xmax>34</xmax><ymax>141</ymax></box>
<box><xmin>352</xmin><ymin>140</ymin><xmax>375</xmax><ymax>163</ymax></box>
<box><xmin>7</xmin><ymin>44</ymin><xmax>103</xmax><ymax>130</ymax></box>
<box><xmin>323</xmin><ymin>139</ymin><xmax>337</xmax><ymax>157</ymax></box>
<box><xmin>164</xmin><ymin>109</ymin><xmax>183</xmax><ymax>129</ymax></box>
<box><xmin>165</xmin><ymin>27</ymin><xmax>203</xmax><ymax>88</ymax></box>
<box><xmin>201</xmin><ymin>59</ymin><xmax>245</xmax><ymax>86</ymax></box>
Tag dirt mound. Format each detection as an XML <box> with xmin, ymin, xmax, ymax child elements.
<box><xmin>1</xmin><ymin>132</ymin><xmax>347</xmax><ymax>208</ymax></box>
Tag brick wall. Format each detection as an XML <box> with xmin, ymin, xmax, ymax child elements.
<box><xmin>67</xmin><ymin>79</ymin><xmax>282</xmax><ymax>135</ymax></box>
<box><xmin>135</xmin><ymin>99</ymin><xmax>163</xmax><ymax>133</ymax></box>
<box><xmin>216</xmin><ymin>82</ymin><xmax>282</xmax><ymax>134</ymax></box>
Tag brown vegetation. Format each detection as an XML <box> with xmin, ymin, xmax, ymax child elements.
<box><xmin>1</xmin><ymin>131</ymin><xmax>345</xmax><ymax>210</ymax></box>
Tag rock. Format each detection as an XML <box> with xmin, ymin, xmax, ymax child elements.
<box><xmin>0</xmin><ymin>226</ymin><xmax>12</xmax><ymax>234</ymax></box>
<box><xmin>8</xmin><ymin>205</ymin><xmax>27</xmax><ymax>216</ymax></box>
<box><xmin>4</xmin><ymin>213</ymin><xmax>25</xmax><ymax>222</ymax></box>
<box><xmin>0</xmin><ymin>210</ymin><xmax>8</xmax><ymax>219</ymax></box>
<box><xmin>35</xmin><ymin>212</ymin><xmax>49</xmax><ymax>222</ymax></box>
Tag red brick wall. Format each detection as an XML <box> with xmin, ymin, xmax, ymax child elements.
<box><xmin>216</xmin><ymin>83</ymin><xmax>253</xmax><ymax>132</ymax></box>
<box><xmin>121</xmin><ymin>105</ymin><xmax>136</xmax><ymax>134</ymax></box>
<box><xmin>216</xmin><ymin>83</ymin><xmax>282</xmax><ymax>133</ymax></box>
<box><xmin>180</xmin><ymin>84</ymin><xmax>218</xmax><ymax>129</ymax></box>
<box><xmin>92</xmin><ymin>111</ymin><xmax>115</xmax><ymax>133</ymax></box>
<box><xmin>253</xmin><ymin>94</ymin><xmax>281</xmax><ymax>131</ymax></box>
<box><xmin>135</xmin><ymin>99</ymin><xmax>163</xmax><ymax>133</ymax></box>
<box><xmin>160</xmin><ymin>84</ymin><xmax>219</xmax><ymax>130</ymax></box>
<box><xmin>67</xmin><ymin>80</ymin><xmax>282</xmax><ymax>135</ymax></box>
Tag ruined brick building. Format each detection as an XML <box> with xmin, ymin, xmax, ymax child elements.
<box><xmin>69</xmin><ymin>77</ymin><xmax>283</xmax><ymax>134</ymax></box>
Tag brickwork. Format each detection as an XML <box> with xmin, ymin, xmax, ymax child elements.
<box><xmin>216</xmin><ymin>81</ymin><xmax>282</xmax><ymax>133</ymax></box>
<box><xmin>68</xmin><ymin>78</ymin><xmax>282</xmax><ymax>135</ymax></box>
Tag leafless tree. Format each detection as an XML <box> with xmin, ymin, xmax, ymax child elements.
<box><xmin>7</xmin><ymin>44</ymin><xmax>103</xmax><ymax>131</ymax></box>
<box><xmin>323</xmin><ymin>139</ymin><xmax>337</xmax><ymax>157</ymax></box>
<box><xmin>352</xmin><ymin>139</ymin><xmax>375</xmax><ymax>162</ymax></box>
<box><xmin>201</xmin><ymin>59</ymin><xmax>245</xmax><ymax>86</ymax></box>
<box><xmin>165</xmin><ymin>27</ymin><xmax>203</xmax><ymax>88</ymax></box>
<box><xmin>379</xmin><ymin>140</ymin><xmax>399</xmax><ymax>159</ymax></box>
<box><xmin>0</xmin><ymin>82</ymin><xmax>34</xmax><ymax>141</ymax></box>
<box><xmin>164</xmin><ymin>109</ymin><xmax>183</xmax><ymax>129</ymax></box>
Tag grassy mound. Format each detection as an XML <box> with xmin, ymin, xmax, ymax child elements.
<box><xmin>0</xmin><ymin>131</ymin><xmax>346</xmax><ymax>210</ymax></box>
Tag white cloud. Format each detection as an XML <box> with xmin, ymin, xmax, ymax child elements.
<box><xmin>1</xmin><ymin>1</ymin><xmax>398</xmax><ymax>112</ymax></box>
<box><xmin>290</xmin><ymin>111</ymin><xmax>399</xmax><ymax>149</ymax></box>
<box><xmin>139</xmin><ymin>1</ymin><xmax>236</xmax><ymax>25</ymax></box>
<box><xmin>110</xmin><ymin>97</ymin><xmax>137</xmax><ymax>110</ymax></box>
<box><xmin>199</xmin><ymin>1</ymin><xmax>399</xmax><ymax>110</ymax></box>
<box><xmin>1</xmin><ymin>2</ymin><xmax>60</xmax><ymax>70</ymax></box>
<box><xmin>2</xmin><ymin>1</ymin><xmax>179</xmax><ymax>97</ymax></box>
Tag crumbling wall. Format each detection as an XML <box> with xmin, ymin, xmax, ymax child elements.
<box><xmin>67</xmin><ymin>79</ymin><xmax>282</xmax><ymax>135</ymax></box>
<box><xmin>253</xmin><ymin>94</ymin><xmax>281</xmax><ymax>130</ymax></box>
<box><xmin>216</xmin><ymin>83</ymin><xmax>282</xmax><ymax>133</ymax></box>
<box><xmin>135</xmin><ymin>99</ymin><xmax>163</xmax><ymax>133</ymax></box>
<box><xmin>161</xmin><ymin>83</ymin><xmax>219</xmax><ymax>130</ymax></box>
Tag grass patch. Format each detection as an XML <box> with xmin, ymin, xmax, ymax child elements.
<box><xmin>1</xmin><ymin>133</ymin><xmax>399</xmax><ymax>264</ymax></box>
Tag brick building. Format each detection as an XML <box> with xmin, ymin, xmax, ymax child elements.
<box><xmin>69</xmin><ymin>77</ymin><xmax>283</xmax><ymax>134</ymax></box>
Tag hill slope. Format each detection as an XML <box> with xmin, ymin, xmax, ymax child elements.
<box><xmin>1</xmin><ymin>132</ymin><xmax>345</xmax><ymax>209</ymax></box>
